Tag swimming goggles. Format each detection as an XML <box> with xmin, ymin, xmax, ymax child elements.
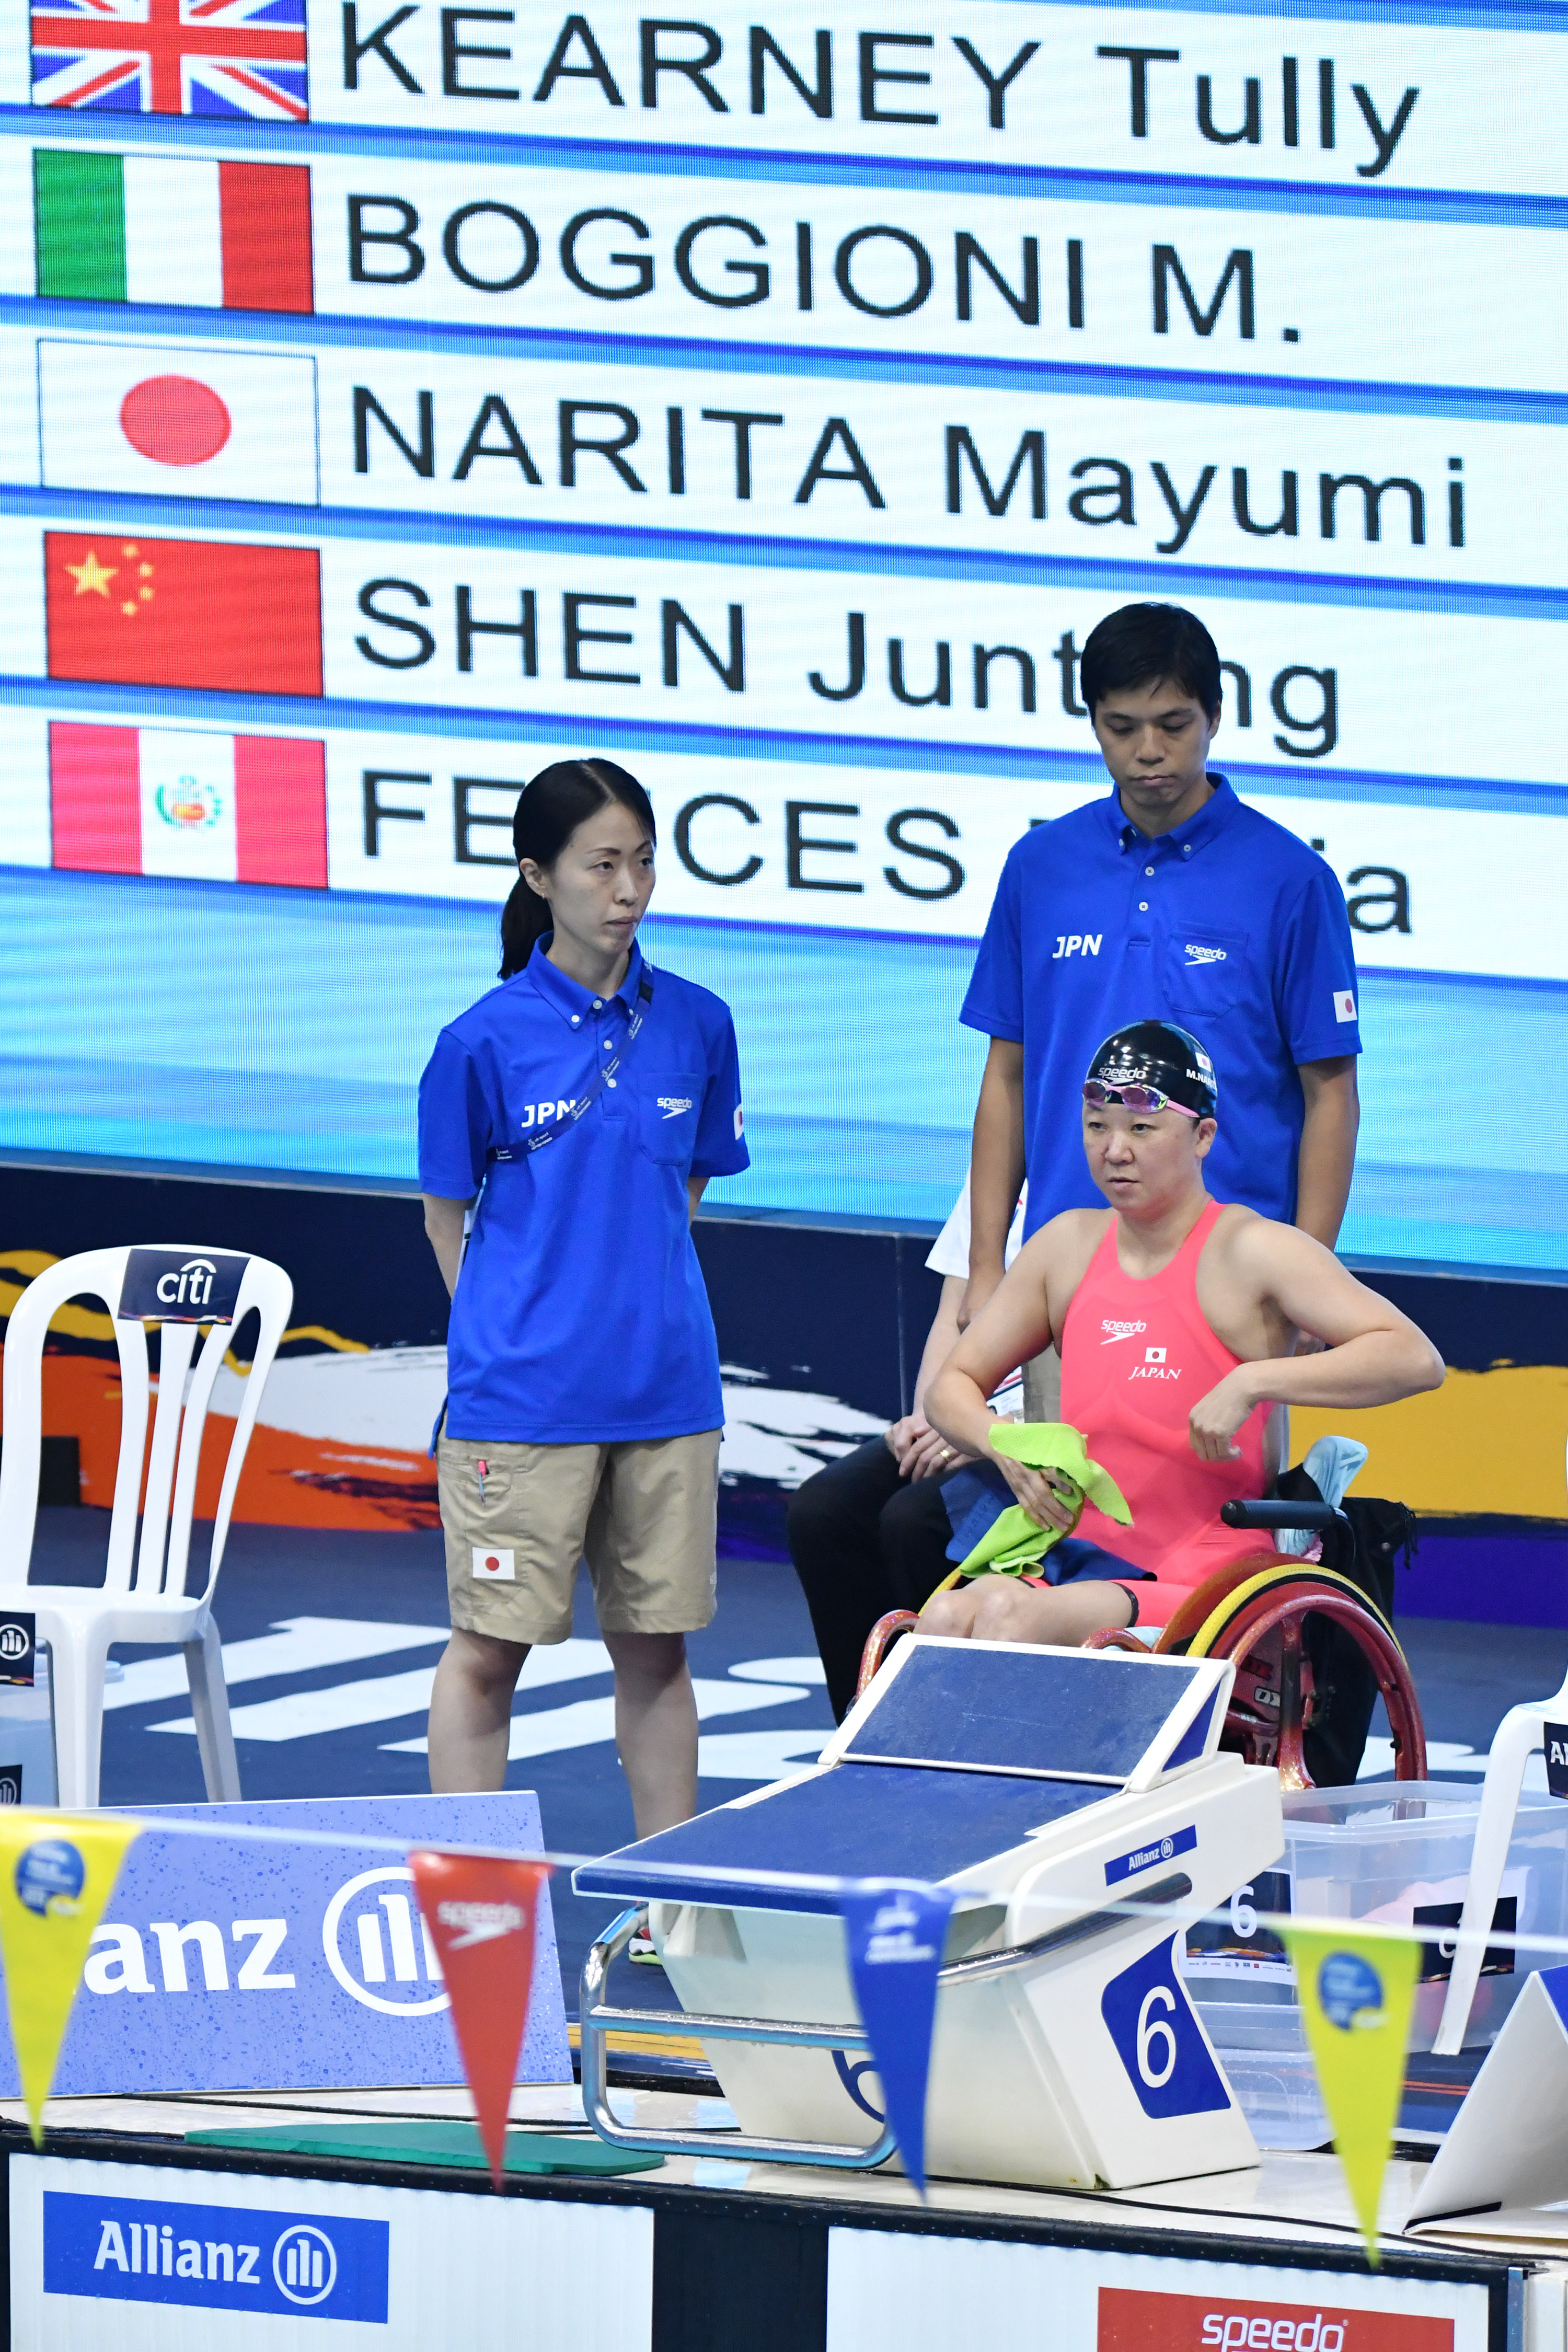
<box><xmin>1082</xmin><ymin>1080</ymin><xmax>1199</xmax><ymax>1117</ymax></box>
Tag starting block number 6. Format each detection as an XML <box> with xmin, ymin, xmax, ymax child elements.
<box><xmin>1136</xmin><ymin>1986</ymin><xmax>1179</xmax><ymax>2089</ymax></box>
<box><xmin>1101</xmin><ymin>1936</ymin><xmax>1230</xmax><ymax>2120</ymax></box>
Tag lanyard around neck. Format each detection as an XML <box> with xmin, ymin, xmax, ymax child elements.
<box><xmin>486</xmin><ymin>966</ymin><xmax>655</xmax><ymax>1163</ymax></box>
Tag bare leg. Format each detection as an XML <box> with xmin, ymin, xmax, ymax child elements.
<box><xmin>920</xmin><ymin>1575</ymin><xmax>1134</xmax><ymax>1646</ymax></box>
<box><xmin>603</xmin><ymin>1630</ymin><xmax>699</xmax><ymax>1838</ymax></box>
<box><xmin>428</xmin><ymin>1628</ymin><xmax>528</xmax><ymax>1792</ymax></box>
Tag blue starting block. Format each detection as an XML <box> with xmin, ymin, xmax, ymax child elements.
<box><xmin>576</xmin><ymin>1636</ymin><xmax>1284</xmax><ymax>2190</ymax></box>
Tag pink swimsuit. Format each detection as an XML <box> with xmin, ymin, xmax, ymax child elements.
<box><xmin>1060</xmin><ymin>1201</ymin><xmax>1273</xmax><ymax>1601</ymax></box>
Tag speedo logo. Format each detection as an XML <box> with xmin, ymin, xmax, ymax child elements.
<box><xmin>1100</xmin><ymin>1319</ymin><xmax>1146</xmax><ymax>1344</ymax></box>
<box><xmin>1184</xmin><ymin>942</ymin><xmax>1228</xmax><ymax>964</ymax></box>
<box><xmin>656</xmin><ymin>1095</ymin><xmax>694</xmax><ymax>1118</ymax></box>
<box><xmin>435</xmin><ymin>1898</ymin><xmax>524</xmax><ymax>1949</ymax></box>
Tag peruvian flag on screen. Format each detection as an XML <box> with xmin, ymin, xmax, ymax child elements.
<box><xmin>45</xmin><ymin>531</ymin><xmax>322</xmax><ymax>696</ymax></box>
<box><xmin>51</xmin><ymin>721</ymin><xmax>327</xmax><ymax>887</ymax></box>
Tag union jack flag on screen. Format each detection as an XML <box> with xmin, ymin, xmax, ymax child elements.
<box><xmin>30</xmin><ymin>0</ymin><xmax>308</xmax><ymax>120</ymax></box>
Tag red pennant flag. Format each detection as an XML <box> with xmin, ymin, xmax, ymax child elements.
<box><xmin>408</xmin><ymin>1850</ymin><xmax>552</xmax><ymax>2187</ymax></box>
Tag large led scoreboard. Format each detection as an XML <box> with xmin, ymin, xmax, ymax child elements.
<box><xmin>0</xmin><ymin>4</ymin><xmax>1563</xmax><ymax>1272</ymax></box>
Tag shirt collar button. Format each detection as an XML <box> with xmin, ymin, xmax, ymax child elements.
<box><xmin>592</xmin><ymin>998</ymin><xmax>603</xmax><ymax>1010</ymax></box>
<box><xmin>570</xmin><ymin>1014</ymin><xmax>580</xmax><ymax>1025</ymax></box>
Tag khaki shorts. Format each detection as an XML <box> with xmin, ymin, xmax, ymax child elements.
<box><xmin>437</xmin><ymin>1429</ymin><xmax>721</xmax><ymax>1644</ymax></box>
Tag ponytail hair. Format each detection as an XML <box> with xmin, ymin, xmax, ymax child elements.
<box><xmin>499</xmin><ymin>757</ymin><xmax>656</xmax><ymax>979</ymax></box>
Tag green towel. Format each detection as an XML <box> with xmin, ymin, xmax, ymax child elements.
<box><xmin>956</xmin><ymin>1422</ymin><xmax>1133</xmax><ymax>1578</ymax></box>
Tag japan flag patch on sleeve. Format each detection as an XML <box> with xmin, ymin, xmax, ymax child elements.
<box><xmin>734</xmin><ymin>1104</ymin><xmax>744</xmax><ymax>1138</ymax></box>
<box><xmin>1333</xmin><ymin>989</ymin><xmax>1357</xmax><ymax>1022</ymax></box>
<box><xmin>472</xmin><ymin>1548</ymin><xmax>515</xmax><ymax>1582</ymax></box>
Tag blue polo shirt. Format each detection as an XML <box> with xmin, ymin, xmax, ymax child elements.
<box><xmin>418</xmin><ymin>939</ymin><xmax>747</xmax><ymax>1443</ymax></box>
<box><xmin>961</xmin><ymin>777</ymin><xmax>1361</xmax><ymax>1234</ymax></box>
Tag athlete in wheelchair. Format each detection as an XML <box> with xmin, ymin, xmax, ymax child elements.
<box><xmin>881</xmin><ymin>1020</ymin><xmax>1445</xmax><ymax>1788</ymax></box>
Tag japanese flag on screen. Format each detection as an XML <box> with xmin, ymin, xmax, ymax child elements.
<box><xmin>38</xmin><ymin>342</ymin><xmax>318</xmax><ymax>504</ymax></box>
<box><xmin>1333</xmin><ymin>989</ymin><xmax>1357</xmax><ymax>1022</ymax></box>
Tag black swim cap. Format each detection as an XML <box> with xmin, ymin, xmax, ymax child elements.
<box><xmin>1085</xmin><ymin>1021</ymin><xmax>1218</xmax><ymax>1117</ymax></box>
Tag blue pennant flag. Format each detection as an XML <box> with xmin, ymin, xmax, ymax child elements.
<box><xmin>839</xmin><ymin>1878</ymin><xmax>955</xmax><ymax>2197</ymax></box>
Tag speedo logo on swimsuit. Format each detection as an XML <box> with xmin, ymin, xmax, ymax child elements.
<box><xmin>657</xmin><ymin>1096</ymin><xmax>694</xmax><ymax>1118</ymax></box>
<box><xmin>1100</xmin><ymin>1319</ymin><xmax>1146</xmax><ymax>1344</ymax></box>
<box><xmin>1184</xmin><ymin>942</ymin><xmax>1228</xmax><ymax>964</ymax></box>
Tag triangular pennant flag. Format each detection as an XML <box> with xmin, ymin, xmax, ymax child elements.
<box><xmin>0</xmin><ymin>1812</ymin><xmax>142</xmax><ymax>2144</ymax></box>
<box><xmin>840</xmin><ymin>1878</ymin><xmax>955</xmax><ymax>2198</ymax></box>
<box><xmin>1283</xmin><ymin>1927</ymin><xmax>1420</xmax><ymax>2263</ymax></box>
<box><xmin>409</xmin><ymin>1849</ymin><xmax>552</xmax><ymax>2186</ymax></box>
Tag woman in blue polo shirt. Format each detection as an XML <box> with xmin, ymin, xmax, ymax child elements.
<box><xmin>419</xmin><ymin>756</ymin><xmax>747</xmax><ymax>1839</ymax></box>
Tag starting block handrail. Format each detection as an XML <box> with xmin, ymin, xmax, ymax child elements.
<box><xmin>579</xmin><ymin>1906</ymin><xmax>898</xmax><ymax>2171</ymax></box>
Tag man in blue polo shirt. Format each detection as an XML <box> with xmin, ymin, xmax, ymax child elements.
<box><xmin>962</xmin><ymin>603</ymin><xmax>1361</xmax><ymax>1332</ymax></box>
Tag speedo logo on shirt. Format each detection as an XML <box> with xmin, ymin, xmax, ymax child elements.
<box><xmin>657</xmin><ymin>1095</ymin><xmax>694</xmax><ymax>1118</ymax></box>
<box><xmin>1100</xmin><ymin>1319</ymin><xmax>1146</xmax><ymax>1344</ymax></box>
<box><xmin>1184</xmin><ymin>942</ymin><xmax>1228</xmax><ymax>964</ymax></box>
<box><xmin>1131</xmin><ymin>1345</ymin><xmax>1181</xmax><ymax>1381</ymax></box>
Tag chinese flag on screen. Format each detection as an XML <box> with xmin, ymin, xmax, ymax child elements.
<box><xmin>45</xmin><ymin>531</ymin><xmax>322</xmax><ymax>696</ymax></box>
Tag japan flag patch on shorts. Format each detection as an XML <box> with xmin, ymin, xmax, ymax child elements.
<box><xmin>1333</xmin><ymin>989</ymin><xmax>1357</xmax><ymax>1022</ymax></box>
<box><xmin>472</xmin><ymin>1547</ymin><xmax>515</xmax><ymax>1582</ymax></box>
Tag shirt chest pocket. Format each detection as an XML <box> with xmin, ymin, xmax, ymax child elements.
<box><xmin>1163</xmin><ymin>924</ymin><xmax>1251</xmax><ymax>1018</ymax></box>
<box><xmin>637</xmin><ymin>1070</ymin><xmax>704</xmax><ymax>1167</ymax></box>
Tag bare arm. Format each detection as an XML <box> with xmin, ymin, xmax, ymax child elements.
<box><xmin>422</xmin><ymin>1193</ymin><xmax>473</xmax><ymax>1300</ymax></box>
<box><xmin>1189</xmin><ymin>1227</ymin><xmax>1444</xmax><ymax>1461</ymax></box>
<box><xmin>963</xmin><ymin>1036</ymin><xmax>1025</xmax><ymax>1327</ymax></box>
<box><xmin>1295</xmin><ymin>1056</ymin><xmax>1359</xmax><ymax>1248</ymax></box>
<box><xmin>883</xmin><ymin>1276</ymin><xmax>972</xmax><ymax>1480</ymax></box>
<box><xmin>927</xmin><ymin>1240</ymin><xmax>1075</xmax><ymax>1533</ymax></box>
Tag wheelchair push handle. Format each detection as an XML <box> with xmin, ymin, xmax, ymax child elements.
<box><xmin>1220</xmin><ymin>1498</ymin><xmax>1343</xmax><ymax>1533</ymax></box>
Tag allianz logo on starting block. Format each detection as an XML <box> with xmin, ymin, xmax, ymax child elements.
<box><xmin>86</xmin><ymin>1865</ymin><xmax>448</xmax><ymax>2016</ymax></box>
<box><xmin>42</xmin><ymin>2190</ymin><xmax>389</xmax><ymax>2322</ymax></box>
<box><xmin>1105</xmin><ymin>1825</ymin><xmax>1198</xmax><ymax>1886</ymax></box>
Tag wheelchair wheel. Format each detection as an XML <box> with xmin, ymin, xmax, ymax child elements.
<box><xmin>1157</xmin><ymin>1559</ymin><xmax>1427</xmax><ymax>1790</ymax></box>
<box><xmin>855</xmin><ymin>1610</ymin><xmax>921</xmax><ymax>1702</ymax></box>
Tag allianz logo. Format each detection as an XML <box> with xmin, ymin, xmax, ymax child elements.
<box><xmin>46</xmin><ymin>2188</ymin><xmax>387</xmax><ymax>2320</ymax></box>
<box><xmin>83</xmin><ymin>1866</ymin><xmax>448</xmax><ymax>2016</ymax></box>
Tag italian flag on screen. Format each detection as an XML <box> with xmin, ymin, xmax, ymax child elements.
<box><xmin>33</xmin><ymin>150</ymin><xmax>313</xmax><ymax>313</ymax></box>
<box><xmin>50</xmin><ymin>722</ymin><xmax>327</xmax><ymax>888</ymax></box>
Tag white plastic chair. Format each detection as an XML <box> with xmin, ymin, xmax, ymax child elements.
<box><xmin>0</xmin><ymin>1244</ymin><xmax>292</xmax><ymax>1807</ymax></box>
<box><xmin>1434</xmin><ymin>1428</ymin><xmax>1568</xmax><ymax>2055</ymax></box>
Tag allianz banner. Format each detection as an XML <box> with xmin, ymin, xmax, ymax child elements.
<box><xmin>0</xmin><ymin>1793</ymin><xmax>572</xmax><ymax>2096</ymax></box>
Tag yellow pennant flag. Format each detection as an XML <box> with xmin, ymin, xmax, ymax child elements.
<box><xmin>1283</xmin><ymin>1927</ymin><xmax>1420</xmax><ymax>2264</ymax></box>
<box><xmin>0</xmin><ymin>1812</ymin><xmax>142</xmax><ymax>2144</ymax></box>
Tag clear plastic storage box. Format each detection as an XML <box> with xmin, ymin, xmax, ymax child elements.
<box><xmin>1184</xmin><ymin>1781</ymin><xmax>1568</xmax><ymax>2150</ymax></box>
